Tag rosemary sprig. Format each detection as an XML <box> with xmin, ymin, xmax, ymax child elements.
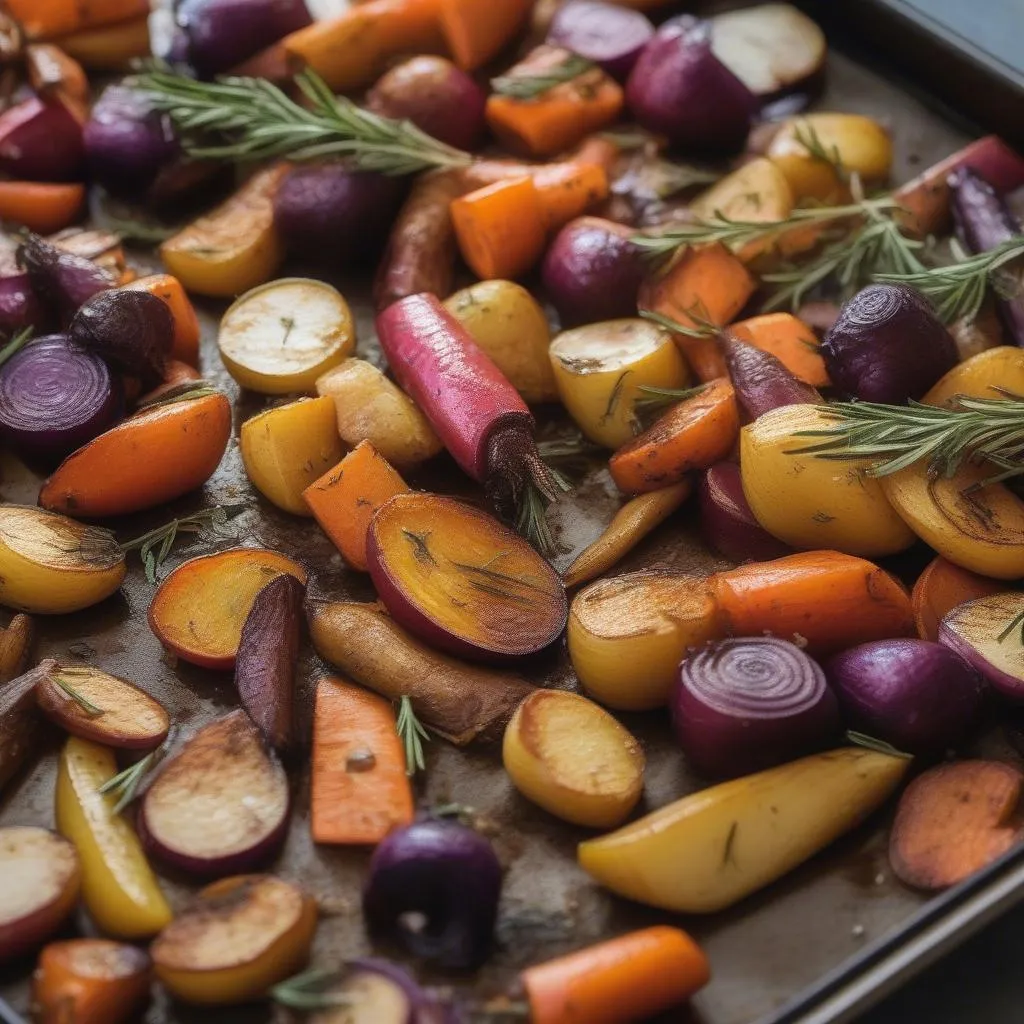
<box><xmin>635</xmin><ymin>383</ymin><xmax>708</xmax><ymax>422</ymax></box>
<box><xmin>97</xmin><ymin>733</ymin><xmax>172</xmax><ymax>815</ymax></box>
<box><xmin>396</xmin><ymin>695</ymin><xmax>429</xmax><ymax>777</ymax></box>
<box><xmin>51</xmin><ymin>673</ymin><xmax>104</xmax><ymax>717</ymax></box>
<box><xmin>997</xmin><ymin>609</ymin><xmax>1024</xmax><ymax>645</ymax></box>
<box><xmin>793</xmin><ymin>120</ymin><xmax>847</xmax><ymax>182</ymax></box>
<box><xmin>491</xmin><ymin>53</ymin><xmax>595</xmax><ymax>100</ymax></box>
<box><xmin>875</xmin><ymin>236</ymin><xmax>1024</xmax><ymax>323</ymax></box>
<box><xmin>639</xmin><ymin>306</ymin><xmax>717</xmax><ymax>339</ymax></box>
<box><xmin>0</xmin><ymin>325</ymin><xmax>32</xmax><ymax>369</ymax></box>
<box><xmin>846</xmin><ymin>730</ymin><xmax>913</xmax><ymax>760</ymax></box>
<box><xmin>121</xmin><ymin>504</ymin><xmax>248</xmax><ymax>583</ymax></box>
<box><xmin>788</xmin><ymin>394</ymin><xmax>1024</xmax><ymax>478</ymax></box>
<box><xmin>134</xmin><ymin>67</ymin><xmax>471</xmax><ymax>174</ymax></box>
<box><xmin>136</xmin><ymin>379</ymin><xmax>222</xmax><ymax>409</ymax></box>
<box><xmin>271</xmin><ymin>969</ymin><xmax>355</xmax><ymax>1011</ymax></box>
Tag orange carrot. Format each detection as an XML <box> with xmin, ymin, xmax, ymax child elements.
<box><xmin>438</xmin><ymin>0</ymin><xmax>533</xmax><ymax>70</ymax></box>
<box><xmin>729</xmin><ymin>312</ymin><xmax>830</xmax><ymax>387</ymax></box>
<box><xmin>283</xmin><ymin>0</ymin><xmax>445</xmax><ymax>93</ymax></box>
<box><xmin>32</xmin><ymin>939</ymin><xmax>152</xmax><ymax>1024</ymax></box>
<box><xmin>26</xmin><ymin>44</ymin><xmax>90</xmax><ymax>107</ymax></box>
<box><xmin>303</xmin><ymin>441</ymin><xmax>409</xmax><ymax>571</ymax></box>
<box><xmin>5</xmin><ymin>0</ymin><xmax>148</xmax><ymax>39</ymax></box>
<box><xmin>465</xmin><ymin>135</ymin><xmax>621</xmax><ymax>190</ymax></box>
<box><xmin>137</xmin><ymin>361</ymin><xmax>203</xmax><ymax>406</ymax></box>
<box><xmin>311</xmin><ymin>675</ymin><xmax>415</xmax><ymax>845</ymax></box>
<box><xmin>521</xmin><ymin>926</ymin><xmax>710</xmax><ymax>1024</ymax></box>
<box><xmin>124</xmin><ymin>274</ymin><xmax>201</xmax><ymax>366</ymax></box>
<box><xmin>532</xmin><ymin>161</ymin><xmax>608</xmax><ymax>232</ymax></box>
<box><xmin>49</xmin><ymin>14</ymin><xmax>151</xmax><ymax>69</ymax></box>
<box><xmin>639</xmin><ymin>243</ymin><xmax>757</xmax><ymax>382</ymax></box>
<box><xmin>39</xmin><ymin>393</ymin><xmax>232</xmax><ymax>518</ymax></box>
<box><xmin>911</xmin><ymin>556</ymin><xmax>1005</xmax><ymax>642</ymax></box>
<box><xmin>486</xmin><ymin>47</ymin><xmax>624</xmax><ymax>158</ymax></box>
<box><xmin>0</xmin><ymin>182</ymin><xmax>84</xmax><ymax>234</ymax></box>
<box><xmin>450</xmin><ymin>176</ymin><xmax>547</xmax><ymax>280</ymax></box>
<box><xmin>710</xmin><ymin>550</ymin><xmax>916</xmax><ymax>656</ymax></box>
<box><xmin>609</xmin><ymin>378</ymin><xmax>739</xmax><ymax>494</ymax></box>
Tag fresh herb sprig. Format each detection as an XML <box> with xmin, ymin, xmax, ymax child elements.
<box><xmin>121</xmin><ymin>504</ymin><xmax>248</xmax><ymax>583</ymax></box>
<box><xmin>491</xmin><ymin>53</ymin><xmax>595</xmax><ymax>100</ymax></box>
<box><xmin>0</xmin><ymin>326</ymin><xmax>32</xmax><ymax>369</ymax></box>
<box><xmin>51</xmin><ymin>670</ymin><xmax>104</xmax><ymax>717</ymax></box>
<box><xmin>634</xmin><ymin>383</ymin><xmax>709</xmax><ymax>423</ymax></box>
<box><xmin>396</xmin><ymin>695</ymin><xmax>429</xmax><ymax>777</ymax></box>
<box><xmin>789</xmin><ymin>394</ymin><xmax>1024</xmax><ymax>478</ymax></box>
<box><xmin>272</xmin><ymin>969</ymin><xmax>355</xmax><ymax>1011</ymax></box>
<box><xmin>97</xmin><ymin>733</ymin><xmax>173</xmax><ymax>815</ymax></box>
<box><xmin>793</xmin><ymin>121</ymin><xmax>848</xmax><ymax>182</ymax></box>
<box><xmin>136</xmin><ymin>379</ymin><xmax>222</xmax><ymax>409</ymax></box>
<box><xmin>134</xmin><ymin>67</ymin><xmax>471</xmax><ymax>174</ymax></box>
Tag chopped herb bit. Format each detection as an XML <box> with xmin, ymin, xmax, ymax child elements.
<box><xmin>396</xmin><ymin>695</ymin><xmax>429</xmax><ymax>777</ymax></box>
<box><xmin>52</xmin><ymin>674</ymin><xmax>104</xmax><ymax>717</ymax></box>
<box><xmin>491</xmin><ymin>53</ymin><xmax>596</xmax><ymax>100</ymax></box>
<box><xmin>272</xmin><ymin>969</ymin><xmax>355</xmax><ymax>1011</ymax></box>
<box><xmin>0</xmin><ymin>326</ymin><xmax>32</xmax><ymax>369</ymax></box>
<box><xmin>97</xmin><ymin>732</ymin><xmax>173</xmax><ymax>815</ymax></box>
<box><xmin>997</xmin><ymin>609</ymin><xmax>1024</xmax><ymax>645</ymax></box>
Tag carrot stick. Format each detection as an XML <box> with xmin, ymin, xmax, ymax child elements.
<box><xmin>728</xmin><ymin>312</ymin><xmax>830</xmax><ymax>387</ymax></box>
<box><xmin>283</xmin><ymin>0</ymin><xmax>445</xmax><ymax>92</ymax></box>
<box><xmin>563</xmin><ymin>482</ymin><xmax>691</xmax><ymax>588</ymax></box>
<box><xmin>124</xmin><ymin>274</ymin><xmax>201</xmax><ymax>366</ymax></box>
<box><xmin>303</xmin><ymin>441</ymin><xmax>409</xmax><ymax>571</ymax></box>
<box><xmin>50</xmin><ymin>14</ymin><xmax>151</xmax><ymax>70</ymax></box>
<box><xmin>6</xmin><ymin>0</ymin><xmax>148</xmax><ymax>39</ymax></box>
<box><xmin>450</xmin><ymin>176</ymin><xmax>547</xmax><ymax>280</ymax></box>
<box><xmin>0</xmin><ymin>182</ymin><xmax>84</xmax><ymax>234</ymax></box>
<box><xmin>438</xmin><ymin>0</ymin><xmax>533</xmax><ymax>70</ymax></box>
<box><xmin>311</xmin><ymin>675</ymin><xmax>415</xmax><ymax>845</ymax></box>
<box><xmin>639</xmin><ymin>244</ymin><xmax>757</xmax><ymax>382</ymax></box>
<box><xmin>609</xmin><ymin>378</ymin><xmax>739</xmax><ymax>494</ymax></box>
<box><xmin>486</xmin><ymin>46</ymin><xmax>624</xmax><ymax>158</ymax></box>
<box><xmin>710</xmin><ymin>550</ymin><xmax>916</xmax><ymax>656</ymax></box>
<box><xmin>521</xmin><ymin>926</ymin><xmax>710</xmax><ymax>1024</ymax></box>
<box><xmin>911</xmin><ymin>556</ymin><xmax>1005</xmax><ymax>642</ymax></box>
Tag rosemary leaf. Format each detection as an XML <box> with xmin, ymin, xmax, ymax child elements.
<box><xmin>52</xmin><ymin>675</ymin><xmax>104</xmax><ymax>717</ymax></box>
<box><xmin>635</xmin><ymin>383</ymin><xmax>709</xmax><ymax>423</ymax></box>
<box><xmin>396</xmin><ymin>695</ymin><xmax>429</xmax><ymax>777</ymax></box>
<box><xmin>272</xmin><ymin>969</ymin><xmax>355</xmax><ymax>1011</ymax></box>
<box><xmin>134</xmin><ymin>67</ymin><xmax>471</xmax><ymax>174</ymax></box>
<box><xmin>997</xmin><ymin>609</ymin><xmax>1024</xmax><ymax>645</ymax></box>
<box><xmin>491</xmin><ymin>53</ymin><xmax>595</xmax><ymax>100</ymax></box>
<box><xmin>846</xmin><ymin>730</ymin><xmax>913</xmax><ymax>760</ymax></box>
<box><xmin>136</xmin><ymin>380</ymin><xmax>222</xmax><ymax>409</ymax></box>
<box><xmin>97</xmin><ymin>733</ymin><xmax>172</xmax><ymax>815</ymax></box>
<box><xmin>0</xmin><ymin>326</ymin><xmax>32</xmax><ymax>369</ymax></box>
<box><xmin>793</xmin><ymin>120</ymin><xmax>847</xmax><ymax>182</ymax></box>
<box><xmin>639</xmin><ymin>306</ymin><xmax>718</xmax><ymax>339</ymax></box>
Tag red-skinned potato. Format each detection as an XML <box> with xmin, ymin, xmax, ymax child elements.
<box><xmin>148</xmin><ymin>548</ymin><xmax>307</xmax><ymax>670</ymax></box>
<box><xmin>235</xmin><ymin>574</ymin><xmax>304</xmax><ymax>752</ymax></box>
<box><xmin>367</xmin><ymin>493</ymin><xmax>568</xmax><ymax>662</ymax></box>
<box><xmin>35</xmin><ymin>665</ymin><xmax>170</xmax><ymax>750</ymax></box>
<box><xmin>366</xmin><ymin>56</ymin><xmax>487</xmax><ymax>151</ymax></box>
<box><xmin>139</xmin><ymin>710</ymin><xmax>289</xmax><ymax>877</ymax></box>
<box><xmin>0</xmin><ymin>94</ymin><xmax>84</xmax><ymax>182</ymax></box>
<box><xmin>0</xmin><ymin>827</ymin><xmax>80</xmax><ymax>963</ymax></box>
<box><xmin>152</xmin><ymin>875</ymin><xmax>316</xmax><ymax>1005</ymax></box>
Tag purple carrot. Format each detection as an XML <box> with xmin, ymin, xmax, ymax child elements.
<box><xmin>718</xmin><ymin>330</ymin><xmax>821</xmax><ymax>421</ymax></box>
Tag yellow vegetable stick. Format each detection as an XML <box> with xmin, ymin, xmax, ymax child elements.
<box><xmin>563</xmin><ymin>481</ymin><xmax>692</xmax><ymax>589</ymax></box>
<box><xmin>579</xmin><ymin>746</ymin><xmax>910</xmax><ymax>913</ymax></box>
<box><xmin>55</xmin><ymin>737</ymin><xmax>172</xmax><ymax>939</ymax></box>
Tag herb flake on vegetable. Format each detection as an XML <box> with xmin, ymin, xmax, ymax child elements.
<box><xmin>96</xmin><ymin>734</ymin><xmax>171</xmax><ymax>815</ymax></box>
<box><xmin>271</xmin><ymin>969</ymin><xmax>353</xmax><ymax>1011</ymax></box>
<box><xmin>491</xmin><ymin>53</ymin><xmax>596</xmax><ymax>100</ymax></box>
<box><xmin>50</xmin><ymin>670</ymin><xmax>104</xmax><ymax>717</ymax></box>
<box><xmin>396</xmin><ymin>695</ymin><xmax>429</xmax><ymax>776</ymax></box>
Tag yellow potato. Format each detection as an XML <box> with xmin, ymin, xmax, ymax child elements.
<box><xmin>444</xmin><ymin>280</ymin><xmax>558</xmax><ymax>404</ymax></box>
<box><xmin>315</xmin><ymin>359</ymin><xmax>443</xmax><ymax>468</ymax></box>
<box><xmin>923</xmin><ymin>346</ymin><xmax>1024</xmax><ymax>407</ymax></box>
<box><xmin>568</xmin><ymin>570</ymin><xmax>721</xmax><ymax>710</ymax></box>
<box><xmin>740</xmin><ymin>404</ymin><xmax>916</xmax><ymax>557</ymax></box>
<box><xmin>218</xmin><ymin>278</ymin><xmax>355</xmax><ymax>394</ymax></box>
<box><xmin>153</xmin><ymin>875</ymin><xmax>316</xmax><ymax>1005</ymax></box>
<box><xmin>55</xmin><ymin>737</ymin><xmax>172</xmax><ymax>939</ymax></box>
<box><xmin>768</xmin><ymin>113</ymin><xmax>893</xmax><ymax>203</ymax></box>
<box><xmin>161</xmin><ymin>165</ymin><xmax>286</xmax><ymax>298</ymax></box>
<box><xmin>503</xmin><ymin>690</ymin><xmax>645</xmax><ymax>828</ymax></box>
<box><xmin>240</xmin><ymin>396</ymin><xmax>344</xmax><ymax>516</ymax></box>
<box><xmin>549</xmin><ymin>319</ymin><xmax>690</xmax><ymax>448</ymax></box>
<box><xmin>579</xmin><ymin>747</ymin><xmax>909</xmax><ymax>913</ymax></box>
<box><xmin>0</xmin><ymin>505</ymin><xmax>125</xmax><ymax>614</ymax></box>
<box><xmin>881</xmin><ymin>462</ymin><xmax>1024</xmax><ymax>580</ymax></box>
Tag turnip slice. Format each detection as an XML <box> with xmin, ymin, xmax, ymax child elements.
<box><xmin>235</xmin><ymin>573</ymin><xmax>304</xmax><ymax>752</ymax></box>
<box><xmin>939</xmin><ymin>592</ymin><xmax>1024</xmax><ymax>702</ymax></box>
<box><xmin>35</xmin><ymin>665</ymin><xmax>170</xmax><ymax>750</ymax></box>
<box><xmin>140</xmin><ymin>709</ymin><xmax>289</xmax><ymax>876</ymax></box>
<box><xmin>367</xmin><ymin>493</ymin><xmax>567</xmax><ymax>662</ymax></box>
<box><xmin>0</xmin><ymin>826</ymin><xmax>80</xmax><ymax>962</ymax></box>
<box><xmin>710</xmin><ymin>4</ymin><xmax>826</xmax><ymax>99</ymax></box>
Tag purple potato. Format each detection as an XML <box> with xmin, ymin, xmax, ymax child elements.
<box><xmin>547</xmin><ymin>1</ymin><xmax>654</xmax><ymax>81</ymax></box>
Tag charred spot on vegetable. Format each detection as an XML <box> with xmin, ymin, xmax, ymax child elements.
<box><xmin>722</xmin><ymin>821</ymin><xmax>739</xmax><ymax>868</ymax></box>
<box><xmin>345</xmin><ymin>748</ymin><xmax>377</xmax><ymax>773</ymax></box>
<box><xmin>279</xmin><ymin>316</ymin><xmax>295</xmax><ymax>346</ymax></box>
<box><xmin>811</xmin><ymin>511</ymin><xmax>835</xmax><ymax>523</ymax></box>
<box><xmin>401</xmin><ymin>529</ymin><xmax>436</xmax><ymax>566</ymax></box>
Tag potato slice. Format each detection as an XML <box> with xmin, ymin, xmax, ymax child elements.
<box><xmin>0</xmin><ymin>505</ymin><xmax>125</xmax><ymax>614</ymax></box>
<box><xmin>219</xmin><ymin>278</ymin><xmax>355</xmax><ymax>394</ymax></box>
<box><xmin>140</xmin><ymin>710</ymin><xmax>290</xmax><ymax>877</ymax></box>
<box><xmin>240</xmin><ymin>396</ymin><xmax>344</xmax><ymax>516</ymax></box>
<box><xmin>148</xmin><ymin>548</ymin><xmax>307</xmax><ymax>670</ymax></box>
<box><xmin>549</xmin><ymin>318</ymin><xmax>690</xmax><ymax>448</ymax></box>
<box><xmin>503</xmin><ymin>691</ymin><xmax>644</xmax><ymax>828</ymax></box>
<box><xmin>0</xmin><ymin>827</ymin><xmax>80</xmax><ymax>962</ymax></box>
<box><xmin>923</xmin><ymin>346</ymin><xmax>1024</xmax><ymax>407</ymax></box>
<box><xmin>36</xmin><ymin>665</ymin><xmax>170</xmax><ymax>750</ymax></box>
<box><xmin>152</xmin><ymin>875</ymin><xmax>317</xmax><ymax>1005</ymax></box>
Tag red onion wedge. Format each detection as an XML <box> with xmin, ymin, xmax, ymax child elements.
<box><xmin>0</xmin><ymin>334</ymin><xmax>122</xmax><ymax>464</ymax></box>
<box><xmin>672</xmin><ymin>636</ymin><xmax>839</xmax><ymax>778</ymax></box>
<box><xmin>367</xmin><ymin>493</ymin><xmax>567</xmax><ymax>662</ymax></box>
<box><xmin>363</xmin><ymin>816</ymin><xmax>502</xmax><ymax>969</ymax></box>
<box><xmin>19</xmin><ymin>233</ymin><xmax>114</xmax><ymax>324</ymax></box>
<box><xmin>547</xmin><ymin>1</ymin><xmax>654</xmax><ymax>81</ymax></box>
<box><xmin>698</xmin><ymin>462</ymin><xmax>792</xmax><ymax>563</ymax></box>
<box><xmin>718</xmin><ymin>330</ymin><xmax>821</xmax><ymax>420</ymax></box>
<box><xmin>939</xmin><ymin>592</ymin><xmax>1024</xmax><ymax>702</ymax></box>
<box><xmin>826</xmin><ymin>639</ymin><xmax>984</xmax><ymax>755</ymax></box>
<box><xmin>139</xmin><ymin>709</ymin><xmax>289</xmax><ymax>877</ymax></box>
<box><xmin>0</xmin><ymin>94</ymin><xmax>84</xmax><ymax>183</ymax></box>
<box><xmin>0</xmin><ymin>239</ymin><xmax>45</xmax><ymax>337</ymax></box>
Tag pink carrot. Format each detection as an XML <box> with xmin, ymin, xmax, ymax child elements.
<box><xmin>375</xmin><ymin>292</ymin><xmax>562</xmax><ymax>549</ymax></box>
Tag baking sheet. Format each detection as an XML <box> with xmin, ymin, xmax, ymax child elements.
<box><xmin>0</xmin><ymin>33</ymin><xmax>1004</xmax><ymax>1024</ymax></box>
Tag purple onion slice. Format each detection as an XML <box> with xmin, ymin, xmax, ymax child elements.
<box><xmin>939</xmin><ymin>592</ymin><xmax>1024</xmax><ymax>703</ymax></box>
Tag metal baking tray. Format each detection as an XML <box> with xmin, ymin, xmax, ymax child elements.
<box><xmin>1</xmin><ymin>7</ymin><xmax>1022</xmax><ymax>1024</ymax></box>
